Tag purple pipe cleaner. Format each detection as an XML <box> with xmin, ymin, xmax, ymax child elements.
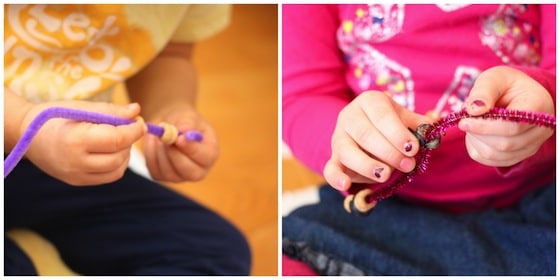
<box><xmin>5</xmin><ymin>107</ymin><xmax>204</xmax><ymax>178</ymax></box>
<box><xmin>352</xmin><ymin>107</ymin><xmax>556</xmax><ymax>207</ymax></box>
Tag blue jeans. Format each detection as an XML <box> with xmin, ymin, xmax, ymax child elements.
<box><xmin>5</xmin><ymin>159</ymin><xmax>251</xmax><ymax>276</ymax></box>
<box><xmin>283</xmin><ymin>182</ymin><xmax>555</xmax><ymax>275</ymax></box>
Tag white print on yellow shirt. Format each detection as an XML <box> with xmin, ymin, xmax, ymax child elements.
<box><xmin>4</xmin><ymin>5</ymin><xmax>152</xmax><ymax>103</ymax></box>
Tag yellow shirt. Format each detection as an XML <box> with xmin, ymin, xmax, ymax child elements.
<box><xmin>4</xmin><ymin>4</ymin><xmax>231</xmax><ymax>103</ymax></box>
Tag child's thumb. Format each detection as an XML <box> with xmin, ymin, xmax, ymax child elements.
<box><xmin>88</xmin><ymin>102</ymin><xmax>141</xmax><ymax>119</ymax></box>
<box><xmin>464</xmin><ymin>67</ymin><xmax>508</xmax><ymax>117</ymax></box>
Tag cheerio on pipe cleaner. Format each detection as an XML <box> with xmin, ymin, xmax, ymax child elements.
<box><xmin>343</xmin><ymin>107</ymin><xmax>556</xmax><ymax>217</ymax></box>
<box><xmin>4</xmin><ymin>107</ymin><xmax>204</xmax><ymax>178</ymax></box>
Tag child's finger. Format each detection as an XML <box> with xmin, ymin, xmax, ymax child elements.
<box><xmin>144</xmin><ymin>135</ymin><xmax>164</xmax><ymax>180</ymax></box>
<box><xmin>173</xmin><ymin>130</ymin><xmax>219</xmax><ymax>168</ymax></box>
<box><xmin>82</xmin><ymin>150</ymin><xmax>131</xmax><ymax>173</ymax></box>
<box><xmin>58</xmin><ymin>101</ymin><xmax>142</xmax><ymax>120</ymax></box>
<box><xmin>67</xmin><ymin>157</ymin><xmax>129</xmax><ymax>186</ymax></box>
<box><xmin>88</xmin><ymin>159</ymin><xmax>130</xmax><ymax>185</ymax></box>
<box><xmin>464</xmin><ymin>66</ymin><xmax>511</xmax><ymax>116</ymax></box>
<box><xmin>164</xmin><ymin>146</ymin><xmax>207</xmax><ymax>181</ymax></box>
<box><xmin>342</xmin><ymin>112</ymin><xmax>413</xmax><ymax>173</ymax></box>
<box><xmin>323</xmin><ymin>159</ymin><xmax>352</xmax><ymax>191</ymax></box>
<box><xmin>85</xmin><ymin>121</ymin><xmax>146</xmax><ymax>153</ymax></box>
<box><xmin>458</xmin><ymin>118</ymin><xmax>532</xmax><ymax>136</ymax></box>
<box><xmin>323</xmin><ymin>159</ymin><xmax>381</xmax><ymax>191</ymax></box>
<box><xmin>334</xmin><ymin>135</ymin><xmax>392</xmax><ymax>182</ymax></box>
<box><xmin>464</xmin><ymin>133</ymin><xmax>532</xmax><ymax>167</ymax></box>
<box><xmin>360</xmin><ymin>93</ymin><xmax>421</xmax><ymax>158</ymax></box>
<box><xmin>154</xmin><ymin>141</ymin><xmax>183</xmax><ymax>182</ymax></box>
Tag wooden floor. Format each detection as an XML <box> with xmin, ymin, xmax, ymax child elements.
<box><xmin>166</xmin><ymin>4</ymin><xmax>278</xmax><ymax>276</ymax></box>
<box><xmin>6</xmin><ymin>4</ymin><xmax>279</xmax><ymax>276</ymax></box>
<box><xmin>282</xmin><ymin>145</ymin><xmax>325</xmax><ymax>193</ymax></box>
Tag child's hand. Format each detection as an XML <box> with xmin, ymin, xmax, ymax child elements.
<box><xmin>323</xmin><ymin>91</ymin><xmax>433</xmax><ymax>191</ymax></box>
<box><xmin>459</xmin><ymin>66</ymin><xmax>555</xmax><ymax>167</ymax></box>
<box><xmin>22</xmin><ymin>101</ymin><xmax>146</xmax><ymax>186</ymax></box>
<box><xmin>143</xmin><ymin>105</ymin><xmax>219</xmax><ymax>182</ymax></box>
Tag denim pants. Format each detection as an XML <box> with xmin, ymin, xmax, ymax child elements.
<box><xmin>5</xmin><ymin>159</ymin><xmax>251</xmax><ymax>276</ymax></box>
<box><xmin>283</xmin><ymin>182</ymin><xmax>555</xmax><ymax>276</ymax></box>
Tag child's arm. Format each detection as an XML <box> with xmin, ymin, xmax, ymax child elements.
<box><xmin>126</xmin><ymin>42</ymin><xmax>197</xmax><ymax>125</ymax></box>
<box><xmin>4</xmin><ymin>89</ymin><xmax>33</xmax><ymax>153</ymax></box>
<box><xmin>4</xmin><ymin>89</ymin><xmax>146</xmax><ymax>186</ymax></box>
<box><xmin>282</xmin><ymin>5</ymin><xmax>434</xmax><ymax>191</ymax></box>
<box><xmin>282</xmin><ymin>5</ymin><xmax>351</xmax><ymax>176</ymax></box>
<box><xmin>126</xmin><ymin>42</ymin><xmax>219</xmax><ymax>182</ymax></box>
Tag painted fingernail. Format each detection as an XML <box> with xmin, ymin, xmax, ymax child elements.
<box><xmin>404</xmin><ymin>141</ymin><xmax>413</xmax><ymax>152</ymax></box>
<box><xmin>184</xmin><ymin>130</ymin><xmax>203</xmax><ymax>142</ymax></box>
<box><xmin>471</xmin><ymin>99</ymin><xmax>485</xmax><ymax>108</ymax></box>
<box><xmin>374</xmin><ymin>167</ymin><xmax>384</xmax><ymax>179</ymax></box>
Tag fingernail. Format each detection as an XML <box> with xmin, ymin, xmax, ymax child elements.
<box><xmin>374</xmin><ymin>167</ymin><xmax>384</xmax><ymax>179</ymax></box>
<box><xmin>127</xmin><ymin>103</ymin><xmax>140</xmax><ymax>110</ymax></box>
<box><xmin>134</xmin><ymin>116</ymin><xmax>148</xmax><ymax>133</ymax></box>
<box><xmin>184</xmin><ymin>130</ymin><xmax>203</xmax><ymax>142</ymax></box>
<box><xmin>459</xmin><ymin>121</ymin><xmax>470</xmax><ymax>132</ymax></box>
<box><xmin>471</xmin><ymin>99</ymin><xmax>485</xmax><ymax>108</ymax></box>
<box><xmin>404</xmin><ymin>141</ymin><xmax>413</xmax><ymax>152</ymax></box>
<box><xmin>336</xmin><ymin>178</ymin><xmax>347</xmax><ymax>190</ymax></box>
<box><xmin>400</xmin><ymin>158</ymin><xmax>415</xmax><ymax>172</ymax></box>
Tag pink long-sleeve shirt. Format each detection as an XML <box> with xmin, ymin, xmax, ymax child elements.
<box><xmin>283</xmin><ymin>4</ymin><xmax>556</xmax><ymax>212</ymax></box>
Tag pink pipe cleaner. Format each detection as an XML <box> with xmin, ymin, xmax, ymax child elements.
<box><xmin>4</xmin><ymin>107</ymin><xmax>203</xmax><ymax>177</ymax></box>
<box><xmin>347</xmin><ymin>107</ymin><xmax>556</xmax><ymax>212</ymax></box>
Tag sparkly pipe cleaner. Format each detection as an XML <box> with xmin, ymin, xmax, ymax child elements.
<box><xmin>344</xmin><ymin>107</ymin><xmax>556</xmax><ymax>216</ymax></box>
<box><xmin>4</xmin><ymin>107</ymin><xmax>204</xmax><ymax>178</ymax></box>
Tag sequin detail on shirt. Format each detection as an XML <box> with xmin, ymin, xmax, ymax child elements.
<box><xmin>4</xmin><ymin>4</ymin><xmax>154</xmax><ymax>103</ymax></box>
<box><xmin>480</xmin><ymin>4</ymin><xmax>541</xmax><ymax>66</ymax></box>
<box><xmin>337</xmin><ymin>4</ymin><xmax>413</xmax><ymax>110</ymax></box>
<box><xmin>338</xmin><ymin>4</ymin><xmax>404</xmax><ymax>44</ymax></box>
<box><xmin>428</xmin><ymin>66</ymin><xmax>480</xmax><ymax>120</ymax></box>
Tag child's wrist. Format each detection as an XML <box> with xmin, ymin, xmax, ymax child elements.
<box><xmin>5</xmin><ymin>97</ymin><xmax>34</xmax><ymax>153</ymax></box>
